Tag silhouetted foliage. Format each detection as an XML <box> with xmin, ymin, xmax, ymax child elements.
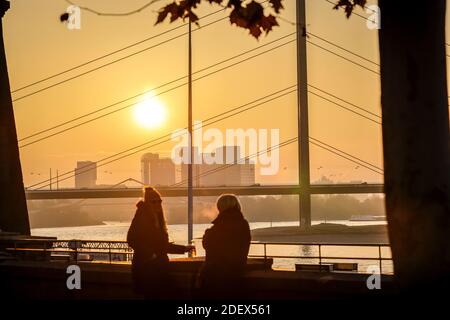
<box><xmin>155</xmin><ymin>0</ymin><xmax>284</xmax><ymax>38</ymax></box>
<box><xmin>153</xmin><ymin>0</ymin><xmax>369</xmax><ymax>38</ymax></box>
<box><xmin>60</xmin><ymin>12</ymin><xmax>69</xmax><ymax>22</ymax></box>
<box><xmin>332</xmin><ymin>0</ymin><xmax>367</xmax><ymax>18</ymax></box>
<box><xmin>58</xmin><ymin>0</ymin><xmax>366</xmax><ymax>38</ymax></box>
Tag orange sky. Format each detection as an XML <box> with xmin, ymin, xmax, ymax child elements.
<box><xmin>5</xmin><ymin>0</ymin><xmax>432</xmax><ymax>188</ymax></box>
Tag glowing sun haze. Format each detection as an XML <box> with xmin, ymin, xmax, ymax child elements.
<box><xmin>133</xmin><ymin>96</ymin><xmax>167</xmax><ymax>129</ymax></box>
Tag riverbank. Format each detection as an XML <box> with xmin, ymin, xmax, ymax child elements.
<box><xmin>251</xmin><ymin>223</ymin><xmax>389</xmax><ymax>244</ymax></box>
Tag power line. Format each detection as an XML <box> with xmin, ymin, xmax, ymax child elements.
<box><xmin>27</xmin><ymin>85</ymin><xmax>297</xmax><ymax>190</ymax></box>
<box><xmin>308</xmin><ymin>84</ymin><xmax>380</xmax><ymax>118</ymax></box>
<box><xmin>309</xmin><ymin>137</ymin><xmax>383</xmax><ymax>172</ymax></box>
<box><xmin>14</xmin><ymin>35</ymin><xmax>379</xmax><ymax>103</ymax></box>
<box><xmin>308</xmin><ymin>91</ymin><xmax>381</xmax><ymax>124</ymax></box>
<box><xmin>15</xmin><ymin>0</ymin><xmax>271</xmax><ymax>95</ymax></box>
<box><xmin>308</xmin><ymin>32</ymin><xmax>379</xmax><ymax>67</ymax></box>
<box><xmin>29</xmin><ymin>91</ymin><xmax>296</xmax><ymax>190</ymax></box>
<box><xmin>14</xmin><ymin>4</ymin><xmax>384</xmax><ymax>102</ymax></box>
<box><xmin>19</xmin><ymin>36</ymin><xmax>296</xmax><ymax>147</ymax></box>
<box><xmin>12</xmin><ymin>7</ymin><xmax>227</xmax><ymax>94</ymax></box>
<box><xmin>19</xmin><ymin>33</ymin><xmax>385</xmax><ymax>147</ymax></box>
<box><xmin>170</xmin><ymin>138</ymin><xmax>299</xmax><ymax>187</ymax></box>
<box><xmin>277</xmin><ymin>14</ymin><xmax>381</xmax><ymax>70</ymax></box>
<box><xmin>325</xmin><ymin>0</ymin><xmax>450</xmax><ymax>54</ymax></box>
<box><xmin>19</xmin><ymin>32</ymin><xmax>294</xmax><ymax>143</ymax></box>
<box><xmin>29</xmin><ymin>84</ymin><xmax>384</xmax><ymax>190</ymax></box>
<box><xmin>20</xmin><ymin>76</ymin><xmax>380</xmax><ymax>149</ymax></box>
<box><xmin>172</xmin><ymin>134</ymin><xmax>383</xmax><ymax>188</ymax></box>
<box><xmin>12</xmin><ymin>16</ymin><xmax>230</xmax><ymax>103</ymax></box>
<box><xmin>64</xmin><ymin>0</ymin><xmax>159</xmax><ymax>17</ymax></box>
<box><xmin>29</xmin><ymin>93</ymin><xmax>383</xmax><ymax>190</ymax></box>
<box><xmin>307</xmin><ymin>40</ymin><xmax>379</xmax><ymax>75</ymax></box>
<box><xmin>310</xmin><ymin>139</ymin><xmax>383</xmax><ymax>175</ymax></box>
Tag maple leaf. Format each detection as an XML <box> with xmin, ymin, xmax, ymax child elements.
<box><xmin>60</xmin><ymin>12</ymin><xmax>69</xmax><ymax>22</ymax></box>
<box><xmin>249</xmin><ymin>25</ymin><xmax>262</xmax><ymax>38</ymax></box>
<box><xmin>269</xmin><ymin>0</ymin><xmax>284</xmax><ymax>14</ymax></box>
<box><xmin>227</xmin><ymin>0</ymin><xmax>243</xmax><ymax>9</ymax></box>
<box><xmin>156</xmin><ymin>3</ymin><xmax>176</xmax><ymax>24</ymax></box>
<box><xmin>229</xmin><ymin>8</ymin><xmax>249</xmax><ymax>28</ymax></box>
<box><xmin>186</xmin><ymin>11</ymin><xmax>200</xmax><ymax>26</ymax></box>
<box><xmin>260</xmin><ymin>14</ymin><xmax>278</xmax><ymax>34</ymax></box>
<box><xmin>207</xmin><ymin>0</ymin><xmax>225</xmax><ymax>5</ymax></box>
<box><xmin>333</xmin><ymin>0</ymin><xmax>367</xmax><ymax>18</ymax></box>
<box><xmin>155</xmin><ymin>0</ymin><xmax>283</xmax><ymax>39</ymax></box>
<box><xmin>245</xmin><ymin>1</ymin><xmax>264</xmax><ymax>24</ymax></box>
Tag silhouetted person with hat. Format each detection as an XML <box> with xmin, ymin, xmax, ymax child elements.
<box><xmin>198</xmin><ymin>194</ymin><xmax>251</xmax><ymax>299</ymax></box>
<box><xmin>127</xmin><ymin>186</ymin><xmax>192</xmax><ymax>299</ymax></box>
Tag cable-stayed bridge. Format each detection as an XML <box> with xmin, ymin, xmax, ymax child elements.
<box><xmin>11</xmin><ymin>0</ymin><xmax>388</xmax><ymax>235</ymax></box>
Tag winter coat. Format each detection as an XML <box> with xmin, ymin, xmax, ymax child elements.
<box><xmin>127</xmin><ymin>200</ymin><xmax>185</xmax><ymax>297</ymax></box>
<box><xmin>199</xmin><ymin>207</ymin><xmax>251</xmax><ymax>297</ymax></box>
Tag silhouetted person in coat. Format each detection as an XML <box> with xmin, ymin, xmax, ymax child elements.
<box><xmin>199</xmin><ymin>194</ymin><xmax>251</xmax><ymax>299</ymax></box>
<box><xmin>127</xmin><ymin>187</ymin><xmax>192</xmax><ymax>299</ymax></box>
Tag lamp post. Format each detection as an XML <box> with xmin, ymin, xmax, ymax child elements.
<box><xmin>187</xmin><ymin>16</ymin><xmax>193</xmax><ymax>250</ymax></box>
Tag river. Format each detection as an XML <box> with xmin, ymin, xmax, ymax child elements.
<box><xmin>31</xmin><ymin>220</ymin><xmax>393</xmax><ymax>273</ymax></box>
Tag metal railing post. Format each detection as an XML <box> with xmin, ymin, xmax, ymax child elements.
<box><xmin>378</xmin><ymin>245</ymin><xmax>382</xmax><ymax>274</ymax></box>
<box><xmin>318</xmin><ymin>244</ymin><xmax>322</xmax><ymax>271</ymax></box>
<box><xmin>264</xmin><ymin>243</ymin><xmax>267</xmax><ymax>264</ymax></box>
<box><xmin>109</xmin><ymin>243</ymin><xmax>112</xmax><ymax>263</ymax></box>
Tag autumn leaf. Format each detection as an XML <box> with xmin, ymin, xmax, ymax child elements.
<box><xmin>249</xmin><ymin>25</ymin><xmax>262</xmax><ymax>38</ymax></box>
<box><xmin>333</xmin><ymin>0</ymin><xmax>367</xmax><ymax>18</ymax></box>
<box><xmin>206</xmin><ymin>0</ymin><xmax>225</xmax><ymax>5</ymax></box>
<box><xmin>60</xmin><ymin>12</ymin><xmax>69</xmax><ymax>22</ymax></box>
<box><xmin>269</xmin><ymin>0</ymin><xmax>284</xmax><ymax>14</ymax></box>
<box><xmin>260</xmin><ymin>14</ymin><xmax>278</xmax><ymax>34</ymax></box>
<box><xmin>155</xmin><ymin>2</ymin><xmax>183</xmax><ymax>25</ymax></box>
<box><xmin>155</xmin><ymin>0</ymin><xmax>284</xmax><ymax>39</ymax></box>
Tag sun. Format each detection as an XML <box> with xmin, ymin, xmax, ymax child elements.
<box><xmin>133</xmin><ymin>97</ymin><xmax>166</xmax><ymax>129</ymax></box>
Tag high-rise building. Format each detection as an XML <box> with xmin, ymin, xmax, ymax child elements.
<box><xmin>75</xmin><ymin>161</ymin><xmax>97</xmax><ymax>189</ymax></box>
<box><xmin>141</xmin><ymin>153</ymin><xmax>159</xmax><ymax>185</ymax></box>
<box><xmin>180</xmin><ymin>146</ymin><xmax>255</xmax><ymax>187</ymax></box>
<box><xmin>141</xmin><ymin>153</ymin><xmax>176</xmax><ymax>186</ymax></box>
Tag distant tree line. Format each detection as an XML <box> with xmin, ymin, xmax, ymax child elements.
<box><xmin>27</xmin><ymin>195</ymin><xmax>385</xmax><ymax>228</ymax></box>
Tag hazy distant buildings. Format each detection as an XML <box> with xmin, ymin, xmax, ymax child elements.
<box><xmin>141</xmin><ymin>153</ymin><xmax>176</xmax><ymax>186</ymax></box>
<box><xmin>180</xmin><ymin>146</ymin><xmax>255</xmax><ymax>187</ymax></box>
<box><xmin>75</xmin><ymin>161</ymin><xmax>97</xmax><ymax>189</ymax></box>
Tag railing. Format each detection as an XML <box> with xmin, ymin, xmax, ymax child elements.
<box><xmin>249</xmin><ymin>242</ymin><xmax>392</xmax><ymax>274</ymax></box>
<box><xmin>3</xmin><ymin>239</ymin><xmax>134</xmax><ymax>263</ymax></box>
<box><xmin>2</xmin><ymin>239</ymin><xmax>392</xmax><ymax>274</ymax></box>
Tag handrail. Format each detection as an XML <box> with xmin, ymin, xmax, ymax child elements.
<box><xmin>250</xmin><ymin>242</ymin><xmax>391</xmax><ymax>274</ymax></box>
<box><xmin>3</xmin><ymin>239</ymin><xmax>392</xmax><ymax>274</ymax></box>
<box><xmin>3</xmin><ymin>238</ymin><xmax>391</xmax><ymax>246</ymax></box>
<box><xmin>251</xmin><ymin>241</ymin><xmax>390</xmax><ymax>247</ymax></box>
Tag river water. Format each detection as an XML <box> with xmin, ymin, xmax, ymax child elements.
<box><xmin>31</xmin><ymin>220</ymin><xmax>393</xmax><ymax>273</ymax></box>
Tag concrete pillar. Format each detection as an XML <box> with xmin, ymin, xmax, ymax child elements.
<box><xmin>0</xmin><ymin>0</ymin><xmax>30</xmax><ymax>235</ymax></box>
<box><xmin>297</xmin><ymin>0</ymin><xmax>311</xmax><ymax>229</ymax></box>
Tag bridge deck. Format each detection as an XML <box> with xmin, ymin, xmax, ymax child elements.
<box><xmin>26</xmin><ymin>184</ymin><xmax>384</xmax><ymax>200</ymax></box>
